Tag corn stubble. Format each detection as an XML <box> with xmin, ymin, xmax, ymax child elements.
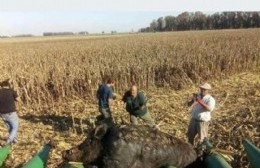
<box><xmin>0</xmin><ymin>29</ymin><xmax>259</xmax><ymax>167</ymax></box>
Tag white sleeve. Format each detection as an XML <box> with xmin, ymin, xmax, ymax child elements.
<box><xmin>207</xmin><ymin>97</ymin><xmax>216</xmax><ymax>111</ymax></box>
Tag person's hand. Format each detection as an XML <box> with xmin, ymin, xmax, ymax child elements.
<box><xmin>113</xmin><ymin>93</ymin><xmax>122</xmax><ymax>100</ymax></box>
<box><xmin>116</xmin><ymin>101</ymin><xmax>121</xmax><ymax>106</ymax></box>
<box><xmin>196</xmin><ymin>99</ymin><xmax>211</xmax><ymax>111</ymax></box>
<box><xmin>196</xmin><ymin>98</ymin><xmax>203</xmax><ymax>103</ymax></box>
<box><xmin>196</xmin><ymin>98</ymin><xmax>204</xmax><ymax>107</ymax></box>
<box><xmin>112</xmin><ymin>95</ymin><xmax>117</xmax><ymax>100</ymax></box>
<box><xmin>139</xmin><ymin>105</ymin><xmax>145</xmax><ymax>110</ymax></box>
<box><xmin>187</xmin><ymin>99</ymin><xmax>194</xmax><ymax>106</ymax></box>
<box><xmin>114</xmin><ymin>100</ymin><xmax>124</xmax><ymax>106</ymax></box>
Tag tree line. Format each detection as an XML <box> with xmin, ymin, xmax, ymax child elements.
<box><xmin>43</xmin><ymin>32</ymin><xmax>75</xmax><ymax>36</ymax></box>
<box><xmin>139</xmin><ymin>12</ymin><xmax>260</xmax><ymax>32</ymax></box>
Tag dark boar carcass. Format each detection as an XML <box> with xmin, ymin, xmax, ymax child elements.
<box><xmin>62</xmin><ymin>124</ymin><xmax>197</xmax><ymax>168</ymax></box>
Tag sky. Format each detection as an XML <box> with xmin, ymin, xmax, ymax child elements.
<box><xmin>0</xmin><ymin>0</ymin><xmax>259</xmax><ymax>36</ymax></box>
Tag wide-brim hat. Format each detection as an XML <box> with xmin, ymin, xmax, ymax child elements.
<box><xmin>199</xmin><ymin>83</ymin><xmax>211</xmax><ymax>90</ymax></box>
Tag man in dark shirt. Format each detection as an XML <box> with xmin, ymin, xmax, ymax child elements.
<box><xmin>97</xmin><ymin>78</ymin><xmax>115</xmax><ymax>124</ymax></box>
<box><xmin>122</xmin><ymin>85</ymin><xmax>156</xmax><ymax>128</ymax></box>
<box><xmin>0</xmin><ymin>80</ymin><xmax>21</xmax><ymax>144</ymax></box>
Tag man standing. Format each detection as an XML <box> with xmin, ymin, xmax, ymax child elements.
<box><xmin>97</xmin><ymin>78</ymin><xmax>115</xmax><ymax>124</ymax></box>
<box><xmin>0</xmin><ymin>80</ymin><xmax>21</xmax><ymax>144</ymax></box>
<box><xmin>187</xmin><ymin>83</ymin><xmax>216</xmax><ymax>146</ymax></box>
<box><xmin>122</xmin><ymin>85</ymin><xmax>156</xmax><ymax>128</ymax></box>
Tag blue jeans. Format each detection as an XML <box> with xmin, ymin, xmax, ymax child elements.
<box><xmin>1</xmin><ymin>112</ymin><xmax>19</xmax><ymax>144</ymax></box>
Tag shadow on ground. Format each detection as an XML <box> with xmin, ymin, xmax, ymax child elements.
<box><xmin>20</xmin><ymin>113</ymin><xmax>96</xmax><ymax>134</ymax></box>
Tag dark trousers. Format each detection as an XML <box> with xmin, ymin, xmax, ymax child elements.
<box><xmin>99</xmin><ymin>108</ymin><xmax>112</xmax><ymax>119</ymax></box>
<box><xmin>98</xmin><ymin>108</ymin><xmax>113</xmax><ymax>127</ymax></box>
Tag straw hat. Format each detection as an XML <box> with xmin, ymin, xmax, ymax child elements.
<box><xmin>199</xmin><ymin>83</ymin><xmax>212</xmax><ymax>90</ymax></box>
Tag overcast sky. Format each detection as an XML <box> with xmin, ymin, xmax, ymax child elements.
<box><xmin>0</xmin><ymin>0</ymin><xmax>259</xmax><ymax>36</ymax></box>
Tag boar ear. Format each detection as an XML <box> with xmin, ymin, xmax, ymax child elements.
<box><xmin>94</xmin><ymin>124</ymin><xmax>108</xmax><ymax>140</ymax></box>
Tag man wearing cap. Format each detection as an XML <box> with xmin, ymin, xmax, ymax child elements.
<box><xmin>187</xmin><ymin>83</ymin><xmax>216</xmax><ymax>146</ymax></box>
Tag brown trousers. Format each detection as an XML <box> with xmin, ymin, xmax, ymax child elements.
<box><xmin>130</xmin><ymin>112</ymin><xmax>155</xmax><ymax>128</ymax></box>
<box><xmin>187</xmin><ymin>118</ymin><xmax>209</xmax><ymax>145</ymax></box>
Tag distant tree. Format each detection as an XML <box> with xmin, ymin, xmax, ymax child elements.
<box><xmin>245</xmin><ymin>12</ymin><xmax>251</xmax><ymax>27</ymax></box>
<box><xmin>251</xmin><ymin>12</ymin><xmax>260</xmax><ymax>27</ymax></box>
<box><xmin>234</xmin><ymin>12</ymin><xmax>244</xmax><ymax>28</ymax></box>
<box><xmin>111</xmin><ymin>31</ymin><xmax>117</xmax><ymax>34</ymax></box>
<box><xmin>176</xmin><ymin>12</ymin><xmax>191</xmax><ymax>30</ymax></box>
<box><xmin>164</xmin><ymin>16</ymin><xmax>177</xmax><ymax>31</ymax></box>
<box><xmin>150</xmin><ymin>20</ymin><xmax>159</xmax><ymax>32</ymax></box>
<box><xmin>13</xmin><ymin>34</ymin><xmax>34</xmax><ymax>37</ymax></box>
<box><xmin>206</xmin><ymin>15</ymin><xmax>213</xmax><ymax>29</ymax></box>
<box><xmin>193</xmin><ymin>12</ymin><xmax>207</xmax><ymax>30</ymax></box>
<box><xmin>211</xmin><ymin>13</ymin><xmax>221</xmax><ymax>29</ymax></box>
<box><xmin>78</xmin><ymin>31</ymin><xmax>89</xmax><ymax>35</ymax></box>
<box><xmin>0</xmin><ymin>36</ymin><xmax>9</xmax><ymax>38</ymax></box>
<box><xmin>140</xmin><ymin>11</ymin><xmax>260</xmax><ymax>32</ymax></box>
<box><xmin>157</xmin><ymin>17</ymin><xmax>166</xmax><ymax>31</ymax></box>
<box><xmin>139</xmin><ymin>27</ymin><xmax>153</xmax><ymax>32</ymax></box>
<box><xmin>43</xmin><ymin>32</ymin><xmax>74</xmax><ymax>36</ymax></box>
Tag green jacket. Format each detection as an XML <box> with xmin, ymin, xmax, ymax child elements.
<box><xmin>122</xmin><ymin>91</ymin><xmax>147</xmax><ymax>117</ymax></box>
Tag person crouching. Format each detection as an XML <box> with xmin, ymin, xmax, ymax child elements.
<box><xmin>122</xmin><ymin>85</ymin><xmax>156</xmax><ymax>128</ymax></box>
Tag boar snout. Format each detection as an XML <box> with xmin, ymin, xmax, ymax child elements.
<box><xmin>62</xmin><ymin>147</ymin><xmax>83</xmax><ymax>162</ymax></box>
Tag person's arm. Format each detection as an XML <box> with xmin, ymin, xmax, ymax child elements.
<box><xmin>196</xmin><ymin>97</ymin><xmax>215</xmax><ymax>111</ymax></box>
<box><xmin>187</xmin><ymin>93</ymin><xmax>197</xmax><ymax>106</ymax></box>
<box><xmin>122</xmin><ymin>91</ymin><xmax>128</xmax><ymax>103</ymax></box>
<box><xmin>96</xmin><ymin>85</ymin><xmax>101</xmax><ymax>99</ymax></box>
<box><xmin>96</xmin><ymin>91</ymin><xmax>99</xmax><ymax>99</ymax></box>
<box><xmin>114</xmin><ymin>92</ymin><xmax>123</xmax><ymax>100</ymax></box>
<box><xmin>107</xmin><ymin>89</ymin><xmax>114</xmax><ymax>105</ymax></box>
<box><xmin>138</xmin><ymin>93</ymin><xmax>146</xmax><ymax>110</ymax></box>
<box><xmin>187</xmin><ymin>99</ymin><xmax>195</xmax><ymax>106</ymax></box>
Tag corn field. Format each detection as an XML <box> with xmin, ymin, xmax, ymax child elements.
<box><xmin>0</xmin><ymin>29</ymin><xmax>259</xmax><ymax>107</ymax></box>
<box><xmin>0</xmin><ymin>29</ymin><xmax>259</xmax><ymax>168</ymax></box>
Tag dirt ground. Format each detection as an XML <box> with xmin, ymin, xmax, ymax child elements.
<box><xmin>0</xmin><ymin>72</ymin><xmax>259</xmax><ymax>168</ymax></box>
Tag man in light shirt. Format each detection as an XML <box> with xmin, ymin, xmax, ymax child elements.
<box><xmin>187</xmin><ymin>83</ymin><xmax>216</xmax><ymax>146</ymax></box>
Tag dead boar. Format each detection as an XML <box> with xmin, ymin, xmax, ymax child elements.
<box><xmin>62</xmin><ymin>124</ymin><xmax>197</xmax><ymax>168</ymax></box>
